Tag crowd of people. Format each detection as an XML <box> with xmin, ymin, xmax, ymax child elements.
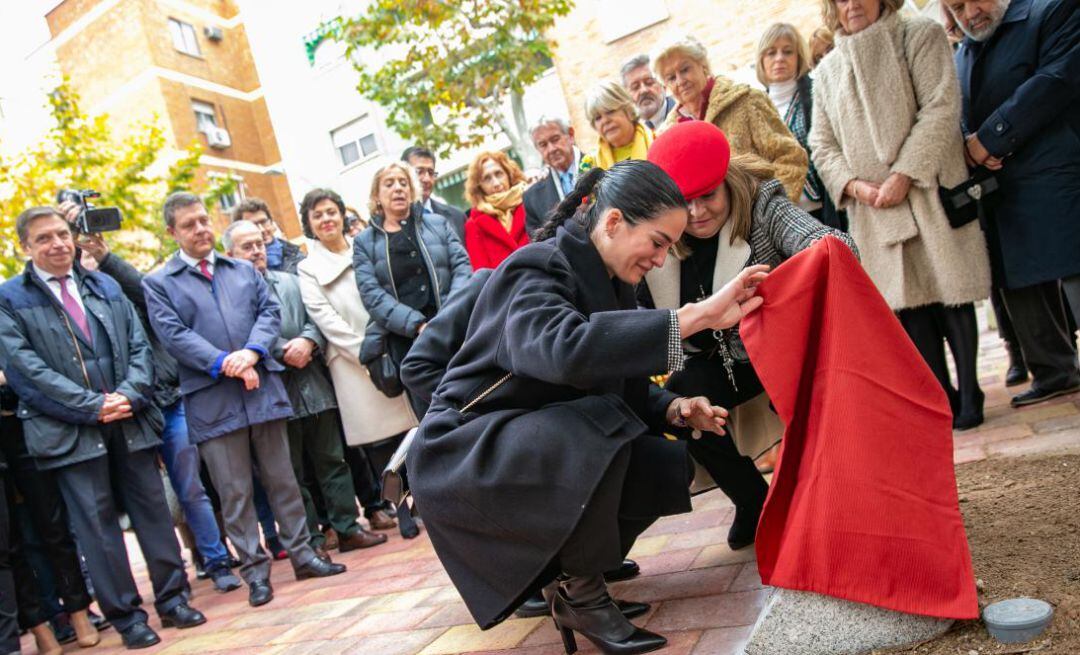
<box><xmin>0</xmin><ymin>0</ymin><xmax>1076</xmax><ymax>653</ymax></box>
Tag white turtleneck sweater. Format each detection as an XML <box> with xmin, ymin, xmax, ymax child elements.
<box><xmin>767</xmin><ymin>78</ymin><xmax>798</xmax><ymax>120</ymax></box>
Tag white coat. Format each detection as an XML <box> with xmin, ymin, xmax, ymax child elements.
<box><xmin>298</xmin><ymin>238</ymin><xmax>417</xmax><ymax>445</ymax></box>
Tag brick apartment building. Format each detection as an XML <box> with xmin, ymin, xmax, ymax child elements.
<box><xmin>44</xmin><ymin>0</ymin><xmax>300</xmax><ymax>235</ymax></box>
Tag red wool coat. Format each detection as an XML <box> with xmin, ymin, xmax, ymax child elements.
<box><xmin>464</xmin><ymin>205</ymin><xmax>529</xmax><ymax>270</ymax></box>
<box><xmin>740</xmin><ymin>236</ymin><xmax>978</xmax><ymax>620</ymax></box>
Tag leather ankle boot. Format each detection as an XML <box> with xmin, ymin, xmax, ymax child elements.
<box><xmin>69</xmin><ymin>609</ymin><xmax>101</xmax><ymax>647</ymax></box>
<box><xmin>550</xmin><ymin>579</ymin><xmax>666</xmax><ymax>655</ymax></box>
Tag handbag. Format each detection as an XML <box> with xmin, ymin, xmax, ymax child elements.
<box><xmin>367</xmin><ymin>351</ymin><xmax>404</xmax><ymax>398</ymax></box>
<box><xmin>381</xmin><ymin>372</ymin><xmax>513</xmax><ymax>506</ymax></box>
<box><xmin>938</xmin><ymin>168</ymin><xmax>998</xmax><ymax>228</ymax></box>
<box><xmin>899</xmin><ymin>21</ymin><xmax>997</xmax><ymax>229</ymax></box>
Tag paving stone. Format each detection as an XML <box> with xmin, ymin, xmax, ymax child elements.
<box><xmin>347</xmin><ymin>628</ymin><xmax>448</xmax><ymax>655</ymax></box>
<box><xmin>646</xmin><ymin>508</ymin><xmax>733</xmax><ymax>535</ymax></box>
<box><xmin>953</xmin><ymin>423</ymin><xmax>1032</xmax><ymax>448</ymax></box>
<box><xmin>267</xmin><ymin>617</ymin><xmax>355</xmax><ymax>644</ymax></box>
<box><xmin>690</xmin><ymin>544</ymin><xmax>758</xmax><ymax>570</ymax></box>
<box><xmin>418</xmin><ymin>618</ymin><xmax>544</xmax><ymax>654</ymax></box>
<box><xmin>338</xmin><ymin>606</ymin><xmax>441</xmax><ymax>638</ymax></box>
<box><xmin>645</xmin><ymin>589</ymin><xmax>771</xmax><ymax>631</ymax></box>
<box><xmin>953</xmin><ymin>445</ymin><xmax>986</xmax><ymax>465</ymax></box>
<box><xmin>416</xmin><ymin>602</ymin><xmax>476</xmax><ymax>629</ymax></box>
<box><xmin>692</xmin><ymin>625</ymin><xmax>754</xmax><ymax>655</ymax></box>
<box><xmin>616</xmin><ymin>565</ymin><xmax>742</xmax><ymax>603</ymax></box>
<box><xmin>1033</xmin><ymin>412</ymin><xmax>1080</xmax><ymax>434</ymax></box>
<box><xmin>728</xmin><ymin>562</ymin><xmax>767</xmax><ymax>592</ymax></box>
<box><xmin>743</xmin><ymin>588</ymin><xmax>951</xmax><ymax>655</ymax></box>
<box><xmin>985</xmin><ymin>430</ymin><xmax>1080</xmax><ymax>457</ymax></box>
<box><xmin>627</xmin><ymin>534</ymin><xmax>671</xmax><ymax>558</ymax></box>
<box><xmin>626</xmin><ymin>546</ymin><xmax>703</xmax><ymax>578</ymax></box>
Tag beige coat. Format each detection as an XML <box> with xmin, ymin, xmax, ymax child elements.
<box><xmin>661</xmin><ymin>76</ymin><xmax>809</xmax><ymax>202</ymax></box>
<box><xmin>297</xmin><ymin>239</ymin><xmax>417</xmax><ymax>445</ymax></box>
<box><xmin>809</xmin><ymin>12</ymin><xmax>990</xmax><ymax>310</ymax></box>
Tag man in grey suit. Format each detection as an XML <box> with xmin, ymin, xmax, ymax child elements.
<box><xmin>0</xmin><ymin>207</ymin><xmax>204</xmax><ymax>649</ymax></box>
<box><xmin>143</xmin><ymin>193</ymin><xmax>346</xmax><ymax>609</ymax></box>
<box><xmin>222</xmin><ymin>220</ymin><xmax>388</xmax><ymax>554</ymax></box>
<box><xmin>402</xmin><ymin>145</ymin><xmax>468</xmax><ymax>239</ymax></box>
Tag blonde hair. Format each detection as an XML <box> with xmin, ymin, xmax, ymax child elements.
<box><xmin>756</xmin><ymin>23</ymin><xmax>812</xmax><ymax>86</ymax></box>
<box><xmin>722</xmin><ymin>154</ymin><xmax>776</xmax><ymax>245</ymax></box>
<box><xmin>584</xmin><ymin>80</ymin><xmax>639</xmax><ymax>126</ymax></box>
<box><xmin>367</xmin><ymin>161</ymin><xmax>420</xmax><ymax>216</ymax></box>
<box><xmin>820</xmin><ymin>0</ymin><xmax>904</xmax><ymax>33</ymax></box>
<box><xmin>809</xmin><ymin>26</ymin><xmax>835</xmax><ymax>66</ymax></box>
<box><xmin>651</xmin><ymin>34</ymin><xmax>711</xmax><ymax>79</ymax></box>
<box><xmin>464</xmin><ymin>151</ymin><xmax>526</xmax><ymax>207</ymax></box>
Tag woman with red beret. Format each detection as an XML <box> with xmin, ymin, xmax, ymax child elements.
<box><xmin>643</xmin><ymin>121</ymin><xmax>856</xmax><ymax>550</ymax></box>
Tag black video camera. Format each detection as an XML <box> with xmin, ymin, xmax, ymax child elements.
<box><xmin>56</xmin><ymin>189</ymin><xmax>123</xmax><ymax>234</ymax></box>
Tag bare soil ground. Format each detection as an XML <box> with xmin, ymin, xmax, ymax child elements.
<box><xmin>887</xmin><ymin>453</ymin><xmax>1080</xmax><ymax>655</ymax></box>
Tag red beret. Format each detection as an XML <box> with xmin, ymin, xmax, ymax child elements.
<box><xmin>647</xmin><ymin>121</ymin><xmax>731</xmax><ymax>201</ymax></box>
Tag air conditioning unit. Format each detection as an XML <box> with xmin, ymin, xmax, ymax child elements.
<box><xmin>205</xmin><ymin>126</ymin><xmax>232</xmax><ymax>149</ymax></box>
<box><xmin>204</xmin><ymin>26</ymin><xmax>223</xmax><ymax>41</ymax></box>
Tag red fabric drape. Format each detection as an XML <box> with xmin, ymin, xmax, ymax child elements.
<box><xmin>740</xmin><ymin>236</ymin><xmax>978</xmax><ymax>619</ymax></box>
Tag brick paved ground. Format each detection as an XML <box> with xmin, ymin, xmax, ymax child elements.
<box><xmin>20</xmin><ymin>324</ymin><xmax>1080</xmax><ymax>655</ymax></box>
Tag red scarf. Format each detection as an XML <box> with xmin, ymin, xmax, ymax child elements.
<box><xmin>740</xmin><ymin>236</ymin><xmax>978</xmax><ymax>619</ymax></box>
<box><xmin>676</xmin><ymin>77</ymin><xmax>716</xmax><ymax>123</ymax></box>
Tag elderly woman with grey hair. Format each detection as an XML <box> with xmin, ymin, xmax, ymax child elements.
<box><xmin>808</xmin><ymin>0</ymin><xmax>991</xmax><ymax>429</ymax></box>
<box><xmin>652</xmin><ymin>34</ymin><xmax>808</xmax><ymax>202</ymax></box>
<box><xmin>585</xmin><ymin>80</ymin><xmax>653</xmax><ymax>170</ymax></box>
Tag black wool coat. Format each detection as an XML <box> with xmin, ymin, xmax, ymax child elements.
<box><xmin>955</xmin><ymin>0</ymin><xmax>1080</xmax><ymax>288</ymax></box>
<box><xmin>407</xmin><ymin>221</ymin><xmax>691</xmax><ymax>630</ymax></box>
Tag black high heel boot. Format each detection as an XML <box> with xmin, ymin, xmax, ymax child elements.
<box><xmin>550</xmin><ymin>587</ymin><xmax>666</xmax><ymax>655</ymax></box>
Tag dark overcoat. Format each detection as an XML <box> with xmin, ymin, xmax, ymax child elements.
<box><xmin>430</xmin><ymin>199</ymin><xmax>468</xmax><ymax>241</ymax></box>
<box><xmin>0</xmin><ymin>264</ymin><xmax>162</xmax><ymax>469</ymax></box>
<box><xmin>400</xmin><ymin>268</ymin><xmax>493</xmax><ymax>415</ymax></box>
<box><xmin>407</xmin><ymin>221</ymin><xmax>692</xmax><ymax>630</ymax></box>
<box><xmin>143</xmin><ymin>255</ymin><xmax>292</xmax><ymax>442</ymax></box>
<box><xmin>955</xmin><ymin>0</ymin><xmax>1080</xmax><ymax>288</ymax></box>
<box><xmin>523</xmin><ymin>172</ymin><xmax>561</xmax><ymax>238</ymax></box>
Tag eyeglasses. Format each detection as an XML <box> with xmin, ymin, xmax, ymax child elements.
<box><xmin>414</xmin><ymin>167</ymin><xmax>437</xmax><ymax>179</ymax></box>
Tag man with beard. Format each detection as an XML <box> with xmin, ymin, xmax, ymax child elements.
<box><xmin>949</xmin><ymin>0</ymin><xmax>1080</xmax><ymax>407</ymax></box>
<box><xmin>620</xmin><ymin>54</ymin><xmax>676</xmax><ymax>130</ymax></box>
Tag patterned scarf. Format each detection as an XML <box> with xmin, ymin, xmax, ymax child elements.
<box><xmin>475</xmin><ymin>183</ymin><xmax>525</xmax><ymax>231</ymax></box>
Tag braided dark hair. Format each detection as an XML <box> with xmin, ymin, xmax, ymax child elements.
<box><xmin>531</xmin><ymin>160</ymin><xmax>686</xmax><ymax>242</ymax></box>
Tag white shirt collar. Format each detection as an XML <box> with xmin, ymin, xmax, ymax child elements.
<box><xmin>32</xmin><ymin>264</ymin><xmax>74</xmax><ymax>285</ymax></box>
<box><xmin>178</xmin><ymin>249</ymin><xmax>216</xmax><ymax>269</ymax></box>
<box><xmin>423</xmin><ymin>198</ymin><xmax>435</xmax><ymax>213</ymax></box>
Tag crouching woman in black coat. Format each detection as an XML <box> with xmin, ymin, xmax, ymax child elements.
<box><xmin>407</xmin><ymin>160</ymin><xmax>768</xmax><ymax>655</ymax></box>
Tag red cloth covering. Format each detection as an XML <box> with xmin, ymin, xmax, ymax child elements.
<box><xmin>740</xmin><ymin>236</ymin><xmax>978</xmax><ymax>619</ymax></box>
<box><xmin>464</xmin><ymin>205</ymin><xmax>529</xmax><ymax>270</ymax></box>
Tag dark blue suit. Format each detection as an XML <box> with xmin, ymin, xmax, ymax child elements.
<box><xmin>955</xmin><ymin>0</ymin><xmax>1080</xmax><ymax>289</ymax></box>
<box><xmin>143</xmin><ymin>253</ymin><xmax>316</xmax><ymax>583</ymax></box>
<box><xmin>955</xmin><ymin>0</ymin><xmax>1080</xmax><ymax>391</ymax></box>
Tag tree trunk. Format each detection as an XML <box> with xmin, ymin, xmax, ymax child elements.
<box><xmin>499</xmin><ymin>90</ymin><xmax>540</xmax><ymax>170</ymax></box>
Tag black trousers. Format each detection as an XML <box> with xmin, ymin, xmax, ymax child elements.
<box><xmin>1000</xmin><ymin>281</ymin><xmax>1080</xmax><ymax>391</ymax></box>
<box><xmin>0</xmin><ymin>416</ymin><xmax>91</xmax><ymax>629</ymax></box>
<box><xmin>897</xmin><ymin>303</ymin><xmax>984</xmax><ymax>419</ymax></box>
<box><xmin>0</xmin><ymin>470</ymin><xmax>20</xmax><ymax>655</ymax></box>
<box><xmin>54</xmin><ymin>427</ymin><xmax>188</xmax><ymax>632</ymax></box>
<box><xmin>664</xmin><ymin>354</ymin><xmax>770</xmax><ymax>512</ymax></box>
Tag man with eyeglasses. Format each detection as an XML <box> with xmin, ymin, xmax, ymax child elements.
<box><xmin>402</xmin><ymin>146</ymin><xmax>467</xmax><ymax>240</ymax></box>
<box><xmin>232</xmin><ymin>198</ymin><xmax>305</xmax><ymax>274</ymax></box>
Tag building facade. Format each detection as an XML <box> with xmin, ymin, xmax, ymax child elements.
<box><xmin>44</xmin><ymin>0</ymin><xmax>300</xmax><ymax>234</ymax></box>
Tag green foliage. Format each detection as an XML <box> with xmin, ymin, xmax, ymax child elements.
<box><xmin>325</xmin><ymin>0</ymin><xmax>572</xmax><ymax>160</ymax></box>
<box><xmin>0</xmin><ymin>80</ymin><xmax>232</xmax><ymax>277</ymax></box>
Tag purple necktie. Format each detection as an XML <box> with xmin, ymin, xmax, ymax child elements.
<box><xmin>57</xmin><ymin>275</ymin><xmax>92</xmax><ymax>344</ymax></box>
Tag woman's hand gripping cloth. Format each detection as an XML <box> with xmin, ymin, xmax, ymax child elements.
<box><xmin>740</xmin><ymin>235</ymin><xmax>978</xmax><ymax>619</ymax></box>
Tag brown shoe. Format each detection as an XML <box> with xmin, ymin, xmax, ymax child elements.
<box><xmin>322</xmin><ymin>527</ymin><xmax>339</xmax><ymax>550</ymax></box>
<box><xmin>367</xmin><ymin>510</ymin><xmax>397</xmax><ymax>531</ymax></box>
<box><xmin>338</xmin><ymin>529</ymin><xmax>388</xmax><ymax>552</ymax></box>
